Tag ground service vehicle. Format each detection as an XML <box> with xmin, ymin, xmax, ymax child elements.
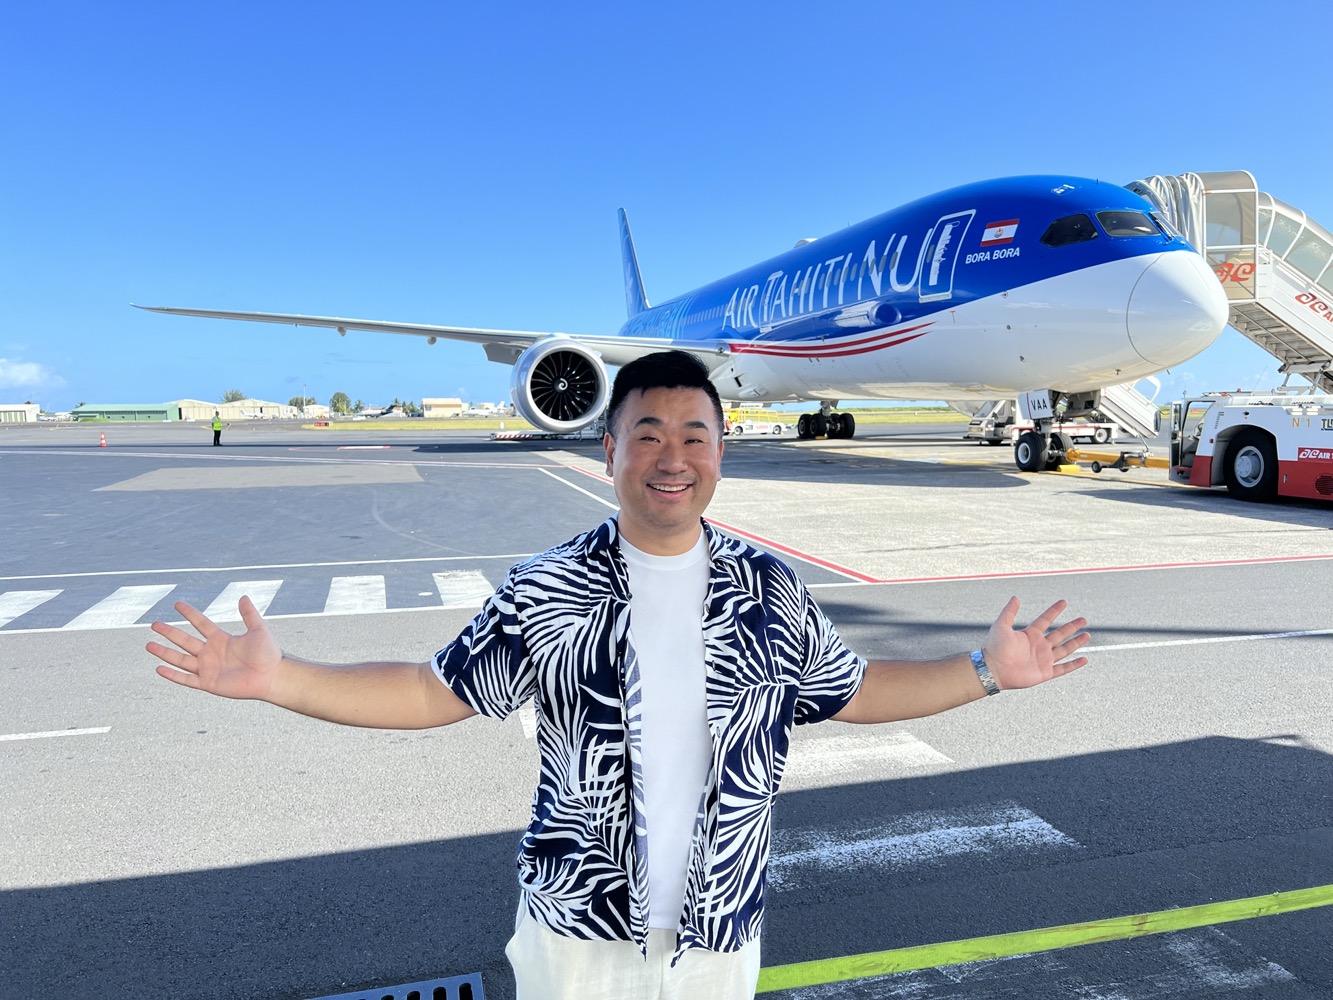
<box><xmin>965</xmin><ymin>400</ymin><xmax>1117</xmax><ymax>446</ymax></box>
<box><xmin>727</xmin><ymin>409</ymin><xmax>791</xmax><ymax>436</ymax></box>
<box><xmin>1170</xmin><ymin>392</ymin><xmax>1333</xmax><ymax>502</ymax></box>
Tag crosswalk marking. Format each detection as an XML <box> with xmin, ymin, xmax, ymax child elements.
<box><xmin>768</xmin><ymin>802</ymin><xmax>1079</xmax><ymax>892</ymax></box>
<box><xmin>203</xmin><ymin>581</ymin><xmax>283</xmax><ymax>622</ymax></box>
<box><xmin>323</xmin><ymin>576</ymin><xmax>386</xmax><ymax>615</ymax></box>
<box><xmin>0</xmin><ymin>590</ymin><xmax>62</xmax><ymax>628</ymax></box>
<box><xmin>65</xmin><ymin>584</ymin><xmax>177</xmax><ymax>630</ymax></box>
<box><xmin>784</xmin><ymin>731</ymin><xmax>952</xmax><ymax>779</ymax></box>
<box><xmin>432</xmin><ymin>570</ymin><xmax>494</xmax><ymax>609</ymax></box>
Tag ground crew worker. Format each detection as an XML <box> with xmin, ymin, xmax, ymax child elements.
<box><xmin>212</xmin><ymin>411</ymin><xmax>223</xmax><ymax>446</ymax></box>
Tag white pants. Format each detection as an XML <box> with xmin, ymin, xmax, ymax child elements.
<box><xmin>506</xmin><ymin>903</ymin><xmax>761</xmax><ymax>1000</ymax></box>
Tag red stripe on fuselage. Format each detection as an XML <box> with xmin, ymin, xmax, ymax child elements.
<box><xmin>728</xmin><ymin>322</ymin><xmax>932</xmax><ymax>358</ymax></box>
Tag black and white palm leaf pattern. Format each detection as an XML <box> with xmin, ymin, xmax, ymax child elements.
<box><xmin>433</xmin><ymin>518</ymin><xmax>865</xmax><ymax>960</ymax></box>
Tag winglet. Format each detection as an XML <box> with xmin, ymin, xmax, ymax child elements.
<box><xmin>618</xmin><ymin>209</ymin><xmax>650</xmax><ymax>318</ymax></box>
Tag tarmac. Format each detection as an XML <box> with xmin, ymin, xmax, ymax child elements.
<box><xmin>1</xmin><ymin>419</ymin><xmax>1330</xmax><ymax>999</ymax></box>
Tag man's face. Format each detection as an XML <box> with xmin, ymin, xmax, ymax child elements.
<box><xmin>604</xmin><ymin>387</ymin><xmax>724</xmax><ymax>556</ymax></box>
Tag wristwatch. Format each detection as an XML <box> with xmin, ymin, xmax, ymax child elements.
<box><xmin>970</xmin><ymin>649</ymin><xmax>1001</xmax><ymax>696</ymax></box>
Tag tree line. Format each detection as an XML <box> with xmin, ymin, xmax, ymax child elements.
<box><xmin>218</xmin><ymin>389</ymin><xmax>422</xmax><ymax>415</ymax></box>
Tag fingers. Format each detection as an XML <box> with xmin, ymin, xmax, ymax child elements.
<box><xmin>155</xmin><ymin>663</ymin><xmax>203</xmax><ymax>688</ymax></box>
<box><xmin>148</xmin><ymin>619</ymin><xmax>204</xmax><ymax>656</ymax></box>
<box><xmin>174</xmin><ymin>600</ymin><xmax>222</xmax><ymax>639</ymax></box>
<box><xmin>995</xmin><ymin>596</ymin><xmax>1020</xmax><ymax>629</ymax></box>
<box><xmin>237</xmin><ymin>594</ymin><xmax>266</xmax><ymax>632</ymax></box>
<box><xmin>1029</xmin><ymin>599</ymin><xmax>1069</xmax><ymax>633</ymax></box>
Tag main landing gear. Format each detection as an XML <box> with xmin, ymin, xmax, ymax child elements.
<box><xmin>796</xmin><ymin>403</ymin><xmax>857</xmax><ymax>440</ymax></box>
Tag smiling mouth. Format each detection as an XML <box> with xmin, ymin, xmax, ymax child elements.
<box><xmin>650</xmin><ymin>483</ymin><xmax>690</xmax><ymax>493</ymax></box>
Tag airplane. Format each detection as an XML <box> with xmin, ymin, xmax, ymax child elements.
<box><xmin>136</xmin><ymin>174</ymin><xmax>1229</xmax><ymax>471</ymax></box>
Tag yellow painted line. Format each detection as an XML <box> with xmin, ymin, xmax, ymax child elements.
<box><xmin>756</xmin><ymin>883</ymin><xmax>1333</xmax><ymax>993</ymax></box>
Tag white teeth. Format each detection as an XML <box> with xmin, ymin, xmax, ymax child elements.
<box><xmin>651</xmin><ymin>484</ymin><xmax>688</xmax><ymax>492</ymax></box>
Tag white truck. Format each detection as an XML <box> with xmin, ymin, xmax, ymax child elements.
<box><xmin>1170</xmin><ymin>391</ymin><xmax>1333</xmax><ymax>502</ymax></box>
<box><xmin>965</xmin><ymin>399</ymin><xmax>1118</xmax><ymax>446</ymax></box>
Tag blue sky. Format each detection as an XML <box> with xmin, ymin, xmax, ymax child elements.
<box><xmin>3</xmin><ymin>1</ymin><xmax>1327</xmax><ymax>412</ymax></box>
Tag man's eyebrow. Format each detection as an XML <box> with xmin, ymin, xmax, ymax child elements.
<box><xmin>631</xmin><ymin>416</ymin><xmax>711</xmax><ymax>431</ymax></box>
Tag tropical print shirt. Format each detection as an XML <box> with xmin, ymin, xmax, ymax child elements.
<box><xmin>433</xmin><ymin>517</ymin><xmax>866</xmax><ymax>959</ymax></box>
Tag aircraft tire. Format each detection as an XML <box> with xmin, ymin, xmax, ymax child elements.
<box><xmin>811</xmin><ymin>413</ymin><xmax>828</xmax><ymax>438</ymax></box>
<box><xmin>1014</xmin><ymin>431</ymin><xmax>1047</xmax><ymax>472</ymax></box>
<box><xmin>1223</xmin><ymin>428</ymin><xmax>1278</xmax><ymax>502</ymax></box>
<box><xmin>797</xmin><ymin>414</ymin><xmax>812</xmax><ymax>439</ymax></box>
<box><xmin>838</xmin><ymin>412</ymin><xmax>855</xmax><ymax>439</ymax></box>
<box><xmin>1045</xmin><ymin>432</ymin><xmax>1073</xmax><ymax>471</ymax></box>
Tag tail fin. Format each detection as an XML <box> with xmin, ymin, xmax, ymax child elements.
<box><xmin>618</xmin><ymin>208</ymin><xmax>650</xmax><ymax>317</ymax></box>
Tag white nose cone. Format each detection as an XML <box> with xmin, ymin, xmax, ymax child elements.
<box><xmin>1126</xmin><ymin>252</ymin><xmax>1228</xmax><ymax>367</ymax></box>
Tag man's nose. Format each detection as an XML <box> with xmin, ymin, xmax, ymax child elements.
<box><xmin>657</xmin><ymin>441</ymin><xmax>688</xmax><ymax>470</ymax></box>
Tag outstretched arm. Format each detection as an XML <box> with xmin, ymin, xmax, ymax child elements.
<box><xmin>147</xmin><ymin>597</ymin><xmax>476</xmax><ymax>730</ymax></box>
<box><xmin>833</xmin><ymin>597</ymin><xmax>1088</xmax><ymax>724</ymax></box>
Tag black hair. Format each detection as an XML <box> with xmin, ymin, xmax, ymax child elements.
<box><xmin>605</xmin><ymin>350</ymin><xmax>725</xmax><ymax>437</ymax></box>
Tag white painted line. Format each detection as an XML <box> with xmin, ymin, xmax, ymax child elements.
<box><xmin>517</xmin><ymin>702</ymin><xmax>537</xmax><ymax>739</ymax></box>
<box><xmin>538</xmin><ymin>467</ymin><xmax>619</xmax><ymax>509</ymax></box>
<box><xmin>1086</xmin><ymin>627</ymin><xmax>1333</xmax><ymax>652</ymax></box>
<box><xmin>783</xmin><ymin>731</ymin><xmax>952</xmax><ymax>779</ymax></box>
<box><xmin>432</xmin><ymin>571</ymin><xmax>494</xmax><ymax>610</ymax></box>
<box><xmin>0</xmin><ymin>552</ymin><xmax>534</xmax><ymax>583</ymax></box>
<box><xmin>65</xmin><ymin>584</ymin><xmax>176</xmax><ymax>630</ymax></box>
<box><xmin>0</xmin><ymin>726</ymin><xmax>111</xmax><ymax>742</ymax></box>
<box><xmin>203</xmin><ymin>581</ymin><xmax>283</xmax><ymax>622</ymax></box>
<box><xmin>324</xmin><ymin>576</ymin><xmax>387</xmax><ymax>615</ymax></box>
<box><xmin>0</xmin><ymin>590</ymin><xmax>62</xmax><ymax>627</ymax></box>
<box><xmin>768</xmin><ymin>802</ymin><xmax>1079</xmax><ymax>892</ymax></box>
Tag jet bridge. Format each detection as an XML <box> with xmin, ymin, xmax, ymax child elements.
<box><xmin>1127</xmin><ymin>170</ymin><xmax>1333</xmax><ymax>393</ymax></box>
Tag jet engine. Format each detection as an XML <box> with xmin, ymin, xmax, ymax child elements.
<box><xmin>510</xmin><ymin>338</ymin><xmax>611</xmax><ymax>434</ymax></box>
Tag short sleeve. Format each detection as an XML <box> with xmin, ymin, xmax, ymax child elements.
<box><xmin>432</xmin><ymin>566</ymin><xmax>535</xmax><ymax>720</ymax></box>
<box><xmin>793</xmin><ymin>583</ymin><xmax>866</xmax><ymax>725</ymax></box>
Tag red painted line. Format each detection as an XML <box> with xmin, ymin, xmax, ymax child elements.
<box><xmin>868</xmin><ymin>552</ymin><xmax>1333</xmax><ymax>586</ymax></box>
<box><xmin>564</xmin><ymin>467</ymin><xmax>881</xmax><ymax>583</ymax></box>
<box><xmin>560</xmin><ymin>470</ymin><xmax>1333</xmax><ymax>586</ymax></box>
<box><xmin>705</xmin><ymin>519</ymin><xmax>883</xmax><ymax>582</ymax></box>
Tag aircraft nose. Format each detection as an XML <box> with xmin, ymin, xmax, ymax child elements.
<box><xmin>1126</xmin><ymin>251</ymin><xmax>1228</xmax><ymax>367</ymax></box>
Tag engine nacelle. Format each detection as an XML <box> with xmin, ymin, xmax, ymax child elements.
<box><xmin>510</xmin><ymin>338</ymin><xmax>610</xmax><ymax>434</ymax></box>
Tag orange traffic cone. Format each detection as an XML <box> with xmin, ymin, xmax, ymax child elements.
<box><xmin>99</xmin><ymin>432</ymin><xmax>106</xmax><ymax>448</ymax></box>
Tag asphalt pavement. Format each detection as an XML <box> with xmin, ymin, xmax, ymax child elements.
<box><xmin>1</xmin><ymin>420</ymin><xmax>1330</xmax><ymax>1000</ymax></box>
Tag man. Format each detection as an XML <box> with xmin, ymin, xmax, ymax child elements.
<box><xmin>212</xmin><ymin>411</ymin><xmax>223</xmax><ymax>446</ymax></box>
<box><xmin>147</xmin><ymin>351</ymin><xmax>1088</xmax><ymax>999</ymax></box>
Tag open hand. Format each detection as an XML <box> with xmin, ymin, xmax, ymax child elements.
<box><xmin>147</xmin><ymin>596</ymin><xmax>281</xmax><ymax>700</ymax></box>
<box><xmin>983</xmin><ymin>597</ymin><xmax>1088</xmax><ymax>690</ymax></box>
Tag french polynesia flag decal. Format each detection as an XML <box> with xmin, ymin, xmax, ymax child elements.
<box><xmin>980</xmin><ymin>219</ymin><xmax>1019</xmax><ymax>246</ymax></box>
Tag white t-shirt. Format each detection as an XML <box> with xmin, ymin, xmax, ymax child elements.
<box><xmin>620</xmin><ymin>533</ymin><xmax>712</xmax><ymax>930</ymax></box>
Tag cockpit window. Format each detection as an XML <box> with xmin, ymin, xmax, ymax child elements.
<box><xmin>1040</xmin><ymin>214</ymin><xmax>1098</xmax><ymax>247</ymax></box>
<box><xmin>1150</xmin><ymin>211</ymin><xmax>1182</xmax><ymax>240</ymax></box>
<box><xmin>1096</xmin><ymin>210</ymin><xmax>1157</xmax><ymax>237</ymax></box>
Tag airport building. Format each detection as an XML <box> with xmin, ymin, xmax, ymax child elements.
<box><xmin>423</xmin><ymin>397</ymin><xmax>465</xmax><ymax>418</ymax></box>
<box><xmin>0</xmin><ymin>403</ymin><xmax>41</xmax><ymax>423</ymax></box>
<box><xmin>72</xmin><ymin>398</ymin><xmax>300</xmax><ymax>422</ymax></box>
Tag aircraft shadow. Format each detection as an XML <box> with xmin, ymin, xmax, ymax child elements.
<box><xmin>4</xmin><ymin>737</ymin><xmax>1330</xmax><ymax>1000</ymax></box>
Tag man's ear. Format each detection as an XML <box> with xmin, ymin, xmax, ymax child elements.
<box><xmin>603</xmin><ymin>433</ymin><xmax>616</xmax><ymax>476</ymax></box>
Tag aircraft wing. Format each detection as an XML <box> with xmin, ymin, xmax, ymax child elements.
<box><xmin>132</xmin><ymin>305</ymin><xmax>731</xmax><ymax>369</ymax></box>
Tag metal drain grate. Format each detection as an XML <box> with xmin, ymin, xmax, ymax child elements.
<box><xmin>307</xmin><ymin>972</ymin><xmax>484</xmax><ymax>1000</ymax></box>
